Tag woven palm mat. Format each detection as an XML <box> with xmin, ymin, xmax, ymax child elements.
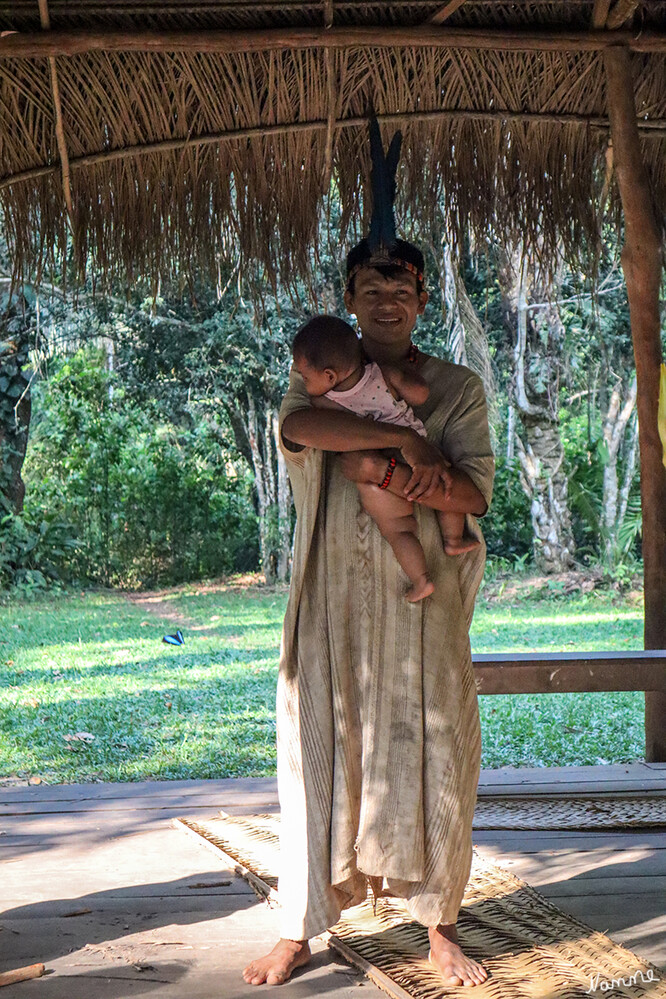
<box><xmin>473</xmin><ymin>793</ymin><xmax>666</xmax><ymax>829</ymax></box>
<box><xmin>175</xmin><ymin>813</ymin><xmax>665</xmax><ymax>999</ymax></box>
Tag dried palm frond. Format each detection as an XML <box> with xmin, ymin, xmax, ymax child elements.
<box><xmin>0</xmin><ymin>3</ymin><xmax>664</xmax><ymax>288</ymax></box>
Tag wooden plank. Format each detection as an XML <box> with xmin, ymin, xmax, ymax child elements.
<box><xmin>520</xmin><ymin>875</ymin><xmax>666</xmax><ymax>896</ymax></box>
<box><xmin>0</xmin><ymin>895</ymin><xmax>254</xmax><ymax>919</ymax></box>
<box><xmin>0</xmin><ymin>776</ymin><xmax>278</xmax><ymax>802</ymax></box>
<box><xmin>472</xmin><ymin>650</ymin><xmax>666</xmax><ymax>693</ymax></box>
<box><xmin>2</xmin><ymin>766</ymin><xmax>663</xmax><ymax>809</ymax></box>
<box><xmin>477</xmin><ymin>762</ymin><xmax>658</xmax><ymax>780</ymax></box>
<box><xmin>473</xmin><ymin>830</ymin><xmax>666</xmax><ymax>849</ymax></box>
<box><xmin>477</xmin><ymin>762</ymin><xmax>665</xmax><ymax>789</ymax></box>
<box><xmin>476</xmin><ymin>781</ymin><xmax>666</xmax><ymax>795</ymax></box>
<box><xmin>2</xmin><ymin>26</ymin><xmax>666</xmax><ymax>60</ymax></box>
<box><xmin>6</xmin><ymin>789</ymin><xmax>666</xmax><ymax>815</ymax></box>
<box><xmin>0</xmin><ymin>915</ymin><xmax>369</xmax><ymax>999</ymax></box>
<box><xmin>0</xmin><ymin>795</ymin><xmax>276</xmax><ymax>814</ymax></box>
<box><xmin>476</xmin><ymin>853</ymin><xmax>666</xmax><ymax>882</ymax></box>
<box><xmin>544</xmin><ymin>892</ymin><xmax>666</xmax><ymax>919</ymax></box>
<box><xmin>474</xmin><ymin>651</ymin><xmax>666</xmax><ymax>663</ymax></box>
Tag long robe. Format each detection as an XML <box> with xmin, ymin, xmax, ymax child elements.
<box><xmin>276</xmin><ymin>355</ymin><xmax>495</xmax><ymax>940</ymax></box>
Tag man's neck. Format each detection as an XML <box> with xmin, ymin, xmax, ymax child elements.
<box><xmin>361</xmin><ymin>336</ymin><xmax>411</xmax><ymax>366</ymax></box>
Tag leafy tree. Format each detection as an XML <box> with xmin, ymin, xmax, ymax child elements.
<box><xmin>26</xmin><ymin>346</ymin><xmax>258</xmax><ymax>586</ymax></box>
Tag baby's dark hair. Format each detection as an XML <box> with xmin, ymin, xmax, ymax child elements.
<box><xmin>292</xmin><ymin>315</ymin><xmax>362</xmax><ymax>371</ymax></box>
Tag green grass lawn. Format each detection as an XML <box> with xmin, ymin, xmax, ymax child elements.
<box><xmin>0</xmin><ymin>579</ymin><xmax>646</xmax><ymax>784</ymax></box>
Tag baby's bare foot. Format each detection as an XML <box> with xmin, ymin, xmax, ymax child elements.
<box><xmin>242</xmin><ymin>939</ymin><xmax>311</xmax><ymax>986</ymax></box>
<box><xmin>407</xmin><ymin>576</ymin><xmax>435</xmax><ymax>602</ymax></box>
<box><xmin>428</xmin><ymin>924</ymin><xmax>487</xmax><ymax>987</ymax></box>
<box><xmin>443</xmin><ymin>536</ymin><xmax>481</xmax><ymax>556</ymax></box>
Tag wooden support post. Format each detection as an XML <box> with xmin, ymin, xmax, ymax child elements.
<box><xmin>603</xmin><ymin>46</ymin><xmax>666</xmax><ymax>762</ymax></box>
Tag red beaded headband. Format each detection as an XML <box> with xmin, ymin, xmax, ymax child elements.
<box><xmin>346</xmin><ymin>257</ymin><xmax>425</xmax><ymax>289</ymax></box>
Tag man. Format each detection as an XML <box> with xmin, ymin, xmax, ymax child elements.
<box><xmin>242</xmin><ymin>236</ymin><xmax>494</xmax><ymax>988</ymax></box>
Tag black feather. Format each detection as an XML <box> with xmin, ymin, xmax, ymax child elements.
<box><xmin>367</xmin><ymin>115</ymin><xmax>402</xmax><ymax>253</ymax></box>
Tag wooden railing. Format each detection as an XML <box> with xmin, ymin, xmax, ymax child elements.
<box><xmin>472</xmin><ymin>650</ymin><xmax>666</xmax><ymax>762</ymax></box>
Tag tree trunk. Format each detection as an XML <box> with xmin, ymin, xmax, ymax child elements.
<box><xmin>242</xmin><ymin>397</ymin><xmax>293</xmax><ymax>584</ymax></box>
<box><xmin>273</xmin><ymin>412</ymin><xmax>292</xmax><ymax>583</ymax></box>
<box><xmin>617</xmin><ymin>413</ymin><xmax>639</xmax><ymax>530</ymax></box>
<box><xmin>245</xmin><ymin>396</ymin><xmax>276</xmax><ymax>583</ymax></box>
<box><xmin>500</xmin><ymin>246</ymin><xmax>575</xmax><ymax>572</ymax></box>
<box><xmin>600</xmin><ymin>375</ymin><xmax>637</xmax><ymax>563</ymax></box>
<box><xmin>0</xmin><ymin>335</ymin><xmax>32</xmax><ymax>515</ymax></box>
<box><xmin>440</xmin><ymin>241</ymin><xmax>499</xmax><ymax>433</ymax></box>
<box><xmin>515</xmin><ymin>420</ymin><xmax>575</xmax><ymax>572</ymax></box>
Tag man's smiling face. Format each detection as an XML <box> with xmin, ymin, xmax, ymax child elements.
<box><xmin>344</xmin><ymin>267</ymin><xmax>428</xmax><ymax>344</ymax></box>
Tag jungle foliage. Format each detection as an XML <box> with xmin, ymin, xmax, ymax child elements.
<box><xmin>1</xmin><ymin>210</ymin><xmax>659</xmax><ymax>593</ymax></box>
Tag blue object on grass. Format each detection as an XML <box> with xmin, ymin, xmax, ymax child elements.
<box><xmin>163</xmin><ymin>629</ymin><xmax>184</xmax><ymax>646</ymax></box>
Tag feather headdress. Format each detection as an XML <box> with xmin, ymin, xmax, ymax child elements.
<box><xmin>367</xmin><ymin>115</ymin><xmax>402</xmax><ymax>255</ymax></box>
<box><xmin>346</xmin><ymin>115</ymin><xmax>425</xmax><ymax>289</ymax></box>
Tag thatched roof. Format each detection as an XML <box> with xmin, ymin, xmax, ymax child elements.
<box><xmin>1</xmin><ymin>1</ymin><xmax>665</xmax><ymax>286</ymax></box>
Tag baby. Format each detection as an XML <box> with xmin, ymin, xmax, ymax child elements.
<box><xmin>292</xmin><ymin>315</ymin><xmax>479</xmax><ymax>602</ymax></box>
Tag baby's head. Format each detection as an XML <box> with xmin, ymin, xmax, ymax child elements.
<box><xmin>292</xmin><ymin>315</ymin><xmax>362</xmax><ymax>397</ymax></box>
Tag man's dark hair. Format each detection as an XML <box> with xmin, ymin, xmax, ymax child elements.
<box><xmin>292</xmin><ymin>315</ymin><xmax>361</xmax><ymax>371</ymax></box>
<box><xmin>346</xmin><ymin>238</ymin><xmax>425</xmax><ymax>295</ymax></box>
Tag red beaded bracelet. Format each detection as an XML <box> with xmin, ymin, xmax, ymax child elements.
<box><xmin>378</xmin><ymin>456</ymin><xmax>397</xmax><ymax>490</ymax></box>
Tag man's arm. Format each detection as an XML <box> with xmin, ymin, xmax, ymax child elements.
<box><xmin>339</xmin><ymin>450</ymin><xmax>488</xmax><ymax>516</ymax></box>
<box><xmin>282</xmin><ymin>407</ymin><xmax>451</xmax><ymax>494</ymax></box>
<box><xmin>284</xmin><ymin>406</ymin><xmax>414</xmax><ymax>454</ymax></box>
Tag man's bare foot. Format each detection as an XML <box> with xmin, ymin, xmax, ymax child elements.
<box><xmin>407</xmin><ymin>576</ymin><xmax>435</xmax><ymax>602</ymax></box>
<box><xmin>428</xmin><ymin>924</ymin><xmax>487</xmax><ymax>987</ymax></box>
<box><xmin>242</xmin><ymin>939</ymin><xmax>311</xmax><ymax>986</ymax></box>
<box><xmin>443</xmin><ymin>536</ymin><xmax>481</xmax><ymax>556</ymax></box>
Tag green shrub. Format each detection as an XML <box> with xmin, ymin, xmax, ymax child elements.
<box><xmin>481</xmin><ymin>456</ymin><xmax>533</xmax><ymax>562</ymax></box>
<box><xmin>22</xmin><ymin>347</ymin><xmax>259</xmax><ymax>587</ymax></box>
<box><xmin>0</xmin><ymin>498</ymin><xmax>79</xmax><ymax>595</ymax></box>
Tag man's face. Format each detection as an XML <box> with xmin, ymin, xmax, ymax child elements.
<box><xmin>344</xmin><ymin>268</ymin><xmax>428</xmax><ymax>344</ymax></box>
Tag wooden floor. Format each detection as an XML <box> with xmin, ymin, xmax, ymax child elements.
<box><xmin>1</xmin><ymin>764</ymin><xmax>665</xmax><ymax>998</ymax></box>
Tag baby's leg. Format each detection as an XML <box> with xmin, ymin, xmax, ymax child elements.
<box><xmin>436</xmin><ymin>511</ymin><xmax>481</xmax><ymax>555</ymax></box>
<box><xmin>357</xmin><ymin>482</ymin><xmax>434</xmax><ymax>602</ymax></box>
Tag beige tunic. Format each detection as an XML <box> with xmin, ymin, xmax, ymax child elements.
<box><xmin>277</xmin><ymin>356</ymin><xmax>495</xmax><ymax>940</ymax></box>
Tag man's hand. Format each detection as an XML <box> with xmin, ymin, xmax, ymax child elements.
<box><xmin>399</xmin><ymin>433</ymin><xmax>452</xmax><ymax>501</ymax></box>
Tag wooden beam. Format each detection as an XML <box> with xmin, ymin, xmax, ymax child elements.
<box><xmin>430</xmin><ymin>0</ymin><xmax>469</xmax><ymax>26</ymax></box>
<box><xmin>472</xmin><ymin>650</ymin><xmax>666</xmax><ymax>695</ymax></box>
<box><xmin>606</xmin><ymin>0</ymin><xmax>641</xmax><ymax>30</ymax></box>
<box><xmin>37</xmin><ymin>0</ymin><xmax>73</xmax><ymax>222</ymax></box>
<box><xmin>3</xmin><ymin>106</ymin><xmax>666</xmax><ymax>194</ymax></box>
<box><xmin>603</xmin><ymin>45</ymin><xmax>666</xmax><ymax>763</ymax></box>
<box><xmin>2</xmin><ymin>26</ymin><xmax>666</xmax><ymax>59</ymax></box>
<box><xmin>591</xmin><ymin>0</ymin><xmax>612</xmax><ymax>29</ymax></box>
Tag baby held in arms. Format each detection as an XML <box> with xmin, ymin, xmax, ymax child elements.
<box><xmin>291</xmin><ymin>316</ymin><xmax>479</xmax><ymax>602</ymax></box>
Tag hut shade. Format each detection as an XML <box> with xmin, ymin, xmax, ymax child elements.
<box><xmin>0</xmin><ymin>2</ymin><xmax>665</xmax><ymax>285</ymax></box>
